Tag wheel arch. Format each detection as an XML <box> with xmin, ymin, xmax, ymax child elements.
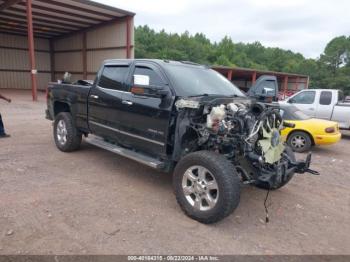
<box><xmin>53</xmin><ymin>100</ymin><xmax>71</xmax><ymax>117</ymax></box>
<box><xmin>287</xmin><ymin>129</ymin><xmax>315</xmax><ymax>146</ymax></box>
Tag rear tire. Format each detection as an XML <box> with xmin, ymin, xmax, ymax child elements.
<box><xmin>173</xmin><ymin>151</ymin><xmax>240</xmax><ymax>224</ymax></box>
<box><xmin>287</xmin><ymin>131</ymin><xmax>312</xmax><ymax>153</ymax></box>
<box><xmin>54</xmin><ymin>112</ymin><xmax>82</xmax><ymax>152</ymax></box>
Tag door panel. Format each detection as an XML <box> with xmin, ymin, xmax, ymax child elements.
<box><xmin>88</xmin><ymin>87</ymin><xmax>125</xmax><ymax>140</ymax></box>
<box><xmin>88</xmin><ymin>64</ymin><xmax>130</xmax><ymax>143</ymax></box>
<box><xmin>288</xmin><ymin>90</ymin><xmax>317</xmax><ymax>117</ymax></box>
<box><xmin>120</xmin><ymin>62</ymin><xmax>174</xmax><ymax>156</ymax></box>
<box><xmin>315</xmin><ymin>91</ymin><xmax>333</xmax><ymax>119</ymax></box>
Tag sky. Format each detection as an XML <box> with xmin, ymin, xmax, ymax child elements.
<box><xmin>96</xmin><ymin>0</ymin><xmax>350</xmax><ymax>59</ymax></box>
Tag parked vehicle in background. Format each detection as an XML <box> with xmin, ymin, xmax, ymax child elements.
<box><xmin>279</xmin><ymin>104</ymin><xmax>341</xmax><ymax>152</ymax></box>
<box><xmin>345</xmin><ymin>96</ymin><xmax>350</xmax><ymax>103</ymax></box>
<box><xmin>46</xmin><ymin>59</ymin><xmax>318</xmax><ymax>224</ymax></box>
<box><xmin>281</xmin><ymin>89</ymin><xmax>350</xmax><ymax>130</ymax></box>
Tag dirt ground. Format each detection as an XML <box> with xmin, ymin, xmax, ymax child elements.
<box><xmin>0</xmin><ymin>90</ymin><xmax>349</xmax><ymax>255</ymax></box>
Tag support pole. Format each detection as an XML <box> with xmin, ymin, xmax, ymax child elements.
<box><xmin>82</xmin><ymin>32</ymin><xmax>87</xmax><ymax>79</ymax></box>
<box><xmin>126</xmin><ymin>16</ymin><xmax>131</xmax><ymax>59</ymax></box>
<box><xmin>227</xmin><ymin>70</ymin><xmax>233</xmax><ymax>81</ymax></box>
<box><xmin>252</xmin><ymin>71</ymin><xmax>257</xmax><ymax>85</ymax></box>
<box><xmin>26</xmin><ymin>0</ymin><xmax>37</xmax><ymax>101</ymax></box>
<box><xmin>283</xmin><ymin>76</ymin><xmax>288</xmax><ymax>99</ymax></box>
<box><xmin>49</xmin><ymin>39</ymin><xmax>55</xmax><ymax>82</ymax></box>
<box><xmin>294</xmin><ymin>77</ymin><xmax>299</xmax><ymax>91</ymax></box>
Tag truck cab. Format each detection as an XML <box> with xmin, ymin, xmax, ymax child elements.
<box><xmin>281</xmin><ymin>89</ymin><xmax>350</xmax><ymax>129</ymax></box>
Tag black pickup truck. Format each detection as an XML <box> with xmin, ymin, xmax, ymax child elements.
<box><xmin>46</xmin><ymin>59</ymin><xmax>318</xmax><ymax>223</ymax></box>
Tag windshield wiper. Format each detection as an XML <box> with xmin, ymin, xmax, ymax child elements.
<box><xmin>187</xmin><ymin>93</ymin><xmax>245</xmax><ymax>98</ymax></box>
<box><xmin>187</xmin><ymin>93</ymin><xmax>210</xmax><ymax>98</ymax></box>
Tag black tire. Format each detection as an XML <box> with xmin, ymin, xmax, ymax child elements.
<box><xmin>287</xmin><ymin>131</ymin><xmax>312</xmax><ymax>153</ymax></box>
<box><xmin>173</xmin><ymin>151</ymin><xmax>240</xmax><ymax>224</ymax></box>
<box><xmin>53</xmin><ymin>112</ymin><xmax>82</xmax><ymax>152</ymax></box>
<box><xmin>255</xmin><ymin>146</ymin><xmax>296</xmax><ymax>190</ymax></box>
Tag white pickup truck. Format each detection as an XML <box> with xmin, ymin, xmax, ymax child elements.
<box><xmin>281</xmin><ymin>89</ymin><xmax>350</xmax><ymax>129</ymax></box>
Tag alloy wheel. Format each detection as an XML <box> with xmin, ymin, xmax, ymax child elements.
<box><xmin>182</xmin><ymin>165</ymin><xmax>219</xmax><ymax>211</ymax></box>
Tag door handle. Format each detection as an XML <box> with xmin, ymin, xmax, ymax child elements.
<box><xmin>122</xmin><ymin>100</ymin><xmax>133</xmax><ymax>106</ymax></box>
<box><xmin>90</xmin><ymin>95</ymin><xmax>99</xmax><ymax>99</ymax></box>
<box><xmin>308</xmin><ymin>108</ymin><xmax>315</xmax><ymax>110</ymax></box>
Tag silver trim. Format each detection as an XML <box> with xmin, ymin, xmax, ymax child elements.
<box><xmin>89</xmin><ymin>120</ymin><xmax>165</xmax><ymax>146</ymax></box>
<box><xmin>122</xmin><ymin>100</ymin><xmax>133</xmax><ymax>105</ymax></box>
<box><xmin>85</xmin><ymin>135</ymin><xmax>164</xmax><ymax>169</ymax></box>
<box><xmin>97</xmin><ymin>85</ymin><xmax>131</xmax><ymax>94</ymax></box>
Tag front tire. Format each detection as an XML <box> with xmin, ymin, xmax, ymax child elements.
<box><xmin>173</xmin><ymin>151</ymin><xmax>240</xmax><ymax>224</ymax></box>
<box><xmin>287</xmin><ymin>131</ymin><xmax>312</xmax><ymax>153</ymax></box>
<box><xmin>54</xmin><ymin>112</ymin><xmax>82</xmax><ymax>152</ymax></box>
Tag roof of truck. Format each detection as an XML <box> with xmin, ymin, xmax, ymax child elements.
<box><xmin>103</xmin><ymin>59</ymin><xmax>208</xmax><ymax>68</ymax></box>
<box><xmin>301</xmin><ymin>89</ymin><xmax>340</xmax><ymax>92</ymax></box>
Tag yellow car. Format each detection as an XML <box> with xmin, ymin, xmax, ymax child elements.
<box><xmin>279</xmin><ymin>104</ymin><xmax>341</xmax><ymax>152</ymax></box>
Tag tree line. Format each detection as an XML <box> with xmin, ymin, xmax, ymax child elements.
<box><xmin>135</xmin><ymin>25</ymin><xmax>350</xmax><ymax>95</ymax></box>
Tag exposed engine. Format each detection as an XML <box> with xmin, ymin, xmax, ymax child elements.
<box><xmin>175</xmin><ymin>98</ymin><xmax>316</xmax><ymax>187</ymax></box>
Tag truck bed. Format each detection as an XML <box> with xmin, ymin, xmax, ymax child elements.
<box><xmin>332</xmin><ymin>102</ymin><xmax>350</xmax><ymax>129</ymax></box>
<box><xmin>46</xmin><ymin>82</ymin><xmax>91</xmax><ymax>131</ymax></box>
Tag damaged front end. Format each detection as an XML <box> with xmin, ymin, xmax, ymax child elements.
<box><xmin>175</xmin><ymin>97</ymin><xmax>319</xmax><ymax>188</ymax></box>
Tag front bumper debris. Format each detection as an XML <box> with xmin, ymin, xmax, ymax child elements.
<box><xmin>290</xmin><ymin>152</ymin><xmax>320</xmax><ymax>175</ymax></box>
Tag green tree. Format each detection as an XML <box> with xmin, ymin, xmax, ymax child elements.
<box><xmin>134</xmin><ymin>25</ymin><xmax>350</xmax><ymax>94</ymax></box>
<box><xmin>319</xmin><ymin>36</ymin><xmax>350</xmax><ymax>75</ymax></box>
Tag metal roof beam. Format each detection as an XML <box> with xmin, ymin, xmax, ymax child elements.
<box><xmin>0</xmin><ymin>24</ymin><xmax>60</xmax><ymax>37</ymax></box>
<box><xmin>0</xmin><ymin>29</ymin><xmax>50</xmax><ymax>38</ymax></box>
<box><xmin>0</xmin><ymin>17</ymin><xmax>70</xmax><ymax>33</ymax></box>
<box><xmin>35</xmin><ymin>0</ymin><xmax>115</xmax><ymax>19</ymax></box>
<box><xmin>9</xmin><ymin>6</ymin><xmax>93</xmax><ymax>26</ymax></box>
<box><xmin>1</xmin><ymin>10</ymin><xmax>85</xmax><ymax>29</ymax></box>
<box><xmin>0</xmin><ymin>0</ymin><xmax>22</xmax><ymax>11</ymax></box>
<box><xmin>17</xmin><ymin>1</ymin><xmax>108</xmax><ymax>23</ymax></box>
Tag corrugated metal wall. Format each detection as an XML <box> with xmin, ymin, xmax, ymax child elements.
<box><xmin>0</xmin><ymin>17</ymin><xmax>134</xmax><ymax>90</ymax></box>
<box><xmin>53</xmin><ymin>18</ymin><xmax>134</xmax><ymax>82</ymax></box>
<box><xmin>0</xmin><ymin>33</ymin><xmax>51</xmax><ymax>90</ymax></box>
<box><xmin>53</xmin><ymin>33</ymin><xmax>83</xmax><ymax>82</ymax></box>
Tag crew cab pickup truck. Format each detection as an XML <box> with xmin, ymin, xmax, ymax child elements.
<box><xmin>281</xmin><ymin>89</ymin><xmax>350</xmax><ymax>129</ymax></box>
<box><xmin>46</xmin><ymin>59</ymin><xmax>317</xmax><ymax>224</ymax></box>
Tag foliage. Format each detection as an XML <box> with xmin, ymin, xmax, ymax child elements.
<box><xmin>135</xmin><ymin>26</ymin><xmax>350</xmax><ymax>95</ymax></box>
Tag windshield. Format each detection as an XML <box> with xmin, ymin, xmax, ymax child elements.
<box><xmin>280</xmin><ymin>106</ymin><xmax>311</xmax><ymax>120</ymax></box>
<box><xmin>163</xmin><ymin>64</ymin><xmax>245</xmax><ymax>97</ymax></box>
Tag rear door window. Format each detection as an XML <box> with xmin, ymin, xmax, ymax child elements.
<box><xmin>319</xmin><ymin>91</ymin><xmax>332</xmax><ymax>105</ymax></box>
<box><xmin>338</xmin><ymin>91</ymin><xmax>344</xmax><ymax>102</ymax></box>
<box><xmin>98</xmin><ymin>66</ymin><xmax>129</xmax><ymax>91</ymax></box>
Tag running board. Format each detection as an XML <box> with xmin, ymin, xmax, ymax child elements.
<box><xmin>85</xmin><ymin>135</ymin><xmax>164</xmax><ymax>169</ymax></box>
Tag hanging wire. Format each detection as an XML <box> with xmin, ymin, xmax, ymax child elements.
<box><xmin>264</xmin><ymin>188</ymin><xmax>270</xmax><ymax>223</ymax></box>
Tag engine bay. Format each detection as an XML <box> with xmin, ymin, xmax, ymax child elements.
<box><xmin>175</xmin><ymin>97</ymin><xmax>318</xmax><ymax>188</ymax></box>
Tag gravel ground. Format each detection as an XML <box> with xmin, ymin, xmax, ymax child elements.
<box><xmin>0</xmin><ymin>90</ymin><xmax>349</xmax><ymax>255</ymax></box>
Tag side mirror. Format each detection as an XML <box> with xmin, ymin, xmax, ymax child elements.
<box><xmin>131</xmin><ymin>85</ymin><xmax>169</xmax><ymax>98</ymax></box>
<box><xmin>247</xmin><ymin>75</ymin><xmax>278</xmax><ymax>102</ymax></box>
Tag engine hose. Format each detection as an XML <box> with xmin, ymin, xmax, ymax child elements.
<box><xmin>231</xmin><ymin>118</ymin><xmax>245</xmax><ymax>134</ymax></box>
<box><xmin>262</xmin><ymin>110</ymin><xmax>282</xmax><ymax>132</ymax></box>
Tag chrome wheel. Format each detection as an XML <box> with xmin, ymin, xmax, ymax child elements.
<box><xmin>56</xmin><ymin>119</ymin><xmax>68</xmax><ymax>145</ymax></box>
<box><xmin>291</xmin><ymin>135</ymin><xmax>306</xmax><ymax>149</ymax></box>
<box><xmin>182</xmin><ymin>165</ymin><xmax>219</xmax><ymax>211</ymax></box>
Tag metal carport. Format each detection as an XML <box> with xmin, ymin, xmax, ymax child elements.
<box><xmin>212</xmin><ymin>66</ymin><xmax>309</xmax><ymax>99</ymax></box>
<box><xmin>0</xmin><ymin>0</ymin><xmax>135</xmax><ymax>100</ymax></box>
